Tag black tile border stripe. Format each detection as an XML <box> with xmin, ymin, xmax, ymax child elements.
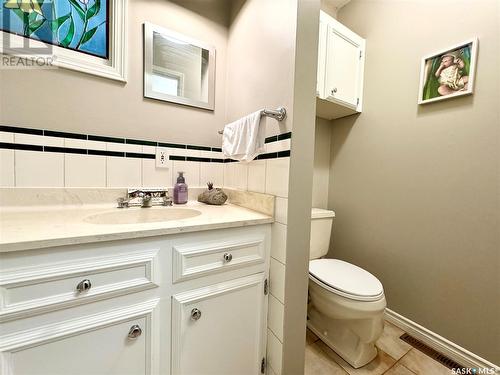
<box><xmin>88</xmin><ymin>149</ymin><xmax>124</xmax><ymax>157</ymax></box>
<box><xmin>159</xmin><ymin>142</ymin><xmax>186</xmax><ymax>149</ymax></box>
<box><xmin>45</xmin><ymin>146</ymin><xmax>87</xmax><ymax>154</ymax></box>
<box><xmin>187</xmin><ymin>145</ymin><xmax>211</xmax><ymax>152</ymax></box>
<box><xmin>126</xmin><ymin>138</ymin><xmax>157</xmax><ymax>147</ymax></box>
<box><xmin>88</xmin><ymin>135</ymin><xmax>125</xmax><ymax>144</ymax></box>
<box><xmin>44</xmin><ymin>130</ymin><xmax>87</xmax><ymax>140</ymax></box>
<box><xmin>1</xmin><ymin>125</ymin><xmax>292</xmax><ymax>161</ymax></box>
<box><xmin>0</xmin><ymin>142</ymin><xmax>43</xmax><ymax>151</ymax></box>
<box><xmin>0</xmin><ymin>126</ymin><xmax>43</xmax><ymax>136</ymax></box>
<box><xmin>126</xmin><ymin>152</ymin><xmax>155</xmax><ymax>159</ymax></box>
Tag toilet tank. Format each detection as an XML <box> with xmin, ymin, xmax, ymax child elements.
<box><xmin>310</xmin><ymin>208</ymin><xmax>335</xmax><ymax>260</ymax></box>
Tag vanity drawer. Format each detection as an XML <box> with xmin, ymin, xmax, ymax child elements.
<box><xmin>172</xmin><ymin>236</ymin><xmax>266</xmax><ymax>283</ymax></box>
<box><xmin>0</xmin><ymin>249</ymin><xmax>159</xmax><ymax>322</ymax></box>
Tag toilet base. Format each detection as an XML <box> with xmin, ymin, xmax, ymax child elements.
<box><xmin>307</xmin><ymin>305</ymin><xmax>381</xmax><ymax>368</ymax></box>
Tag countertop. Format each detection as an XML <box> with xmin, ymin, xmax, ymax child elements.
<box><xmin>0</xmin><ymin>201</ymin><xmax>274</xmax><ymax>252</ymax></box>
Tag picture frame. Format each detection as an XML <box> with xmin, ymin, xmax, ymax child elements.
<box><xmin>0</xmin><ymin>0</ymin><xmax>127</xmax><ymax>82</ymax></box>
<box><xmin>418</xmin><ymin>38</ymin><xmax>478</xmax><ymax>104</ymax></box>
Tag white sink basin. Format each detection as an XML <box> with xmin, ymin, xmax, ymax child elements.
<box><xmin>84</xmin><ymin>208</ymin><xmax>202</xmax><ymax>225</ymax></box>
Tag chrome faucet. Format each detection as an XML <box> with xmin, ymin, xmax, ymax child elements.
<box><xmin>117</xmin><ymin>189</ymin><xmax>173</xmax><ymax>208</ymax></box>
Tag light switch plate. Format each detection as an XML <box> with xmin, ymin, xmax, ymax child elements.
<box><xmin>155</xmin><ymin>147</ymin><xmax>170</xmax><ymax>168</ymax></box>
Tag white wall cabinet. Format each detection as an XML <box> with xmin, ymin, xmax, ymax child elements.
<box><xmin>316</xmin><ymin>11</ymin><xmax>366</xmax><ymax>120</ymax></box>
<box><xmin>0</xmin><ymin>225</ymin><xmax>271</xmax><ymax>375</ymax></box>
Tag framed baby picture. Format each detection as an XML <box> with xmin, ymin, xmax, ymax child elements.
<box><xmin>418</xmin><ymin>38</ymin><xmax>478</xmax><ymax>104</ymax></box>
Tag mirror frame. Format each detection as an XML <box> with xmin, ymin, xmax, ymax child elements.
<box><xmin>143</xmin><ymin>22</ymin><xmax>216</xmax><ymax>110</ymax></box>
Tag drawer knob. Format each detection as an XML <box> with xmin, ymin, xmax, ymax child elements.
<box><xmin>76</xmin><ymin>279</ymin><xmax>92</xmax><ymax>293</ymax></box>
<box><xmin>128</xmin><ymin>324</ymin><xmax>142</xmax><ymax>339</ymax></box>
<box><xmin>190</xmin><ymin>308</ymin><xmax>202</xmax><ymax>321</ymax></box>
<box><xmin>223</xmin><ymin>253</ymin><xmax>233</xmax><ymax>263</ymax></box>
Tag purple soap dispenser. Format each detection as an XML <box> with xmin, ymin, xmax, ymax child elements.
<box><xmin>173</xmin><ymin>171</ymin><xmax>188</xmax><ymax>204</ymax></box>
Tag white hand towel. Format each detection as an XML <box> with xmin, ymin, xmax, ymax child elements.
<box><xmin>222</xmin><ymin>110</ymin><xmax>265</xmax><ymax>162</ymax></box>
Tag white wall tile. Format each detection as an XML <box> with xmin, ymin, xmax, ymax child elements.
<box><xmin>269</xmin><ymin>258</ymin><xmax>285</xmax><ymax>303</ymax></box>
<box><xmin>267</xmin><ymin>365</ymin><xmax>277</xmax><ymax>375</ymax></box>
<box><xmin>172</xmin><ymin>161</ymin><xmax>200</xmax><ymax>187</ymax></box>
<box><xmin>268</xmin><ymin>295</ymin><xmax>284</xmax><ymax>342</ymax></box>
<box><xmin>142</xmin><ymin>145</ymin><xmax>156</xmax><ymax>154</ymax></box>
<box><xmin>267</xmin><ymin>330</ymin><xmax>283</xmax><ymax>375</ymax></box>
<box><xmin>169</xmin><ymin>148</ymin><xmax>198</xmax><ymax>157</ymax></box>
<box><xmin>14</xmin><ymin>134</ymin><xmax>64</xmax><ymax>147</ymax></box>
<box><xmin>0</xmin><ymin>150</ymin><xmax>15</xmax><ymax>187</ymax></box>
<box><xmin>15</xmin><ymin>150</ymin><xmax>64</xmax><ymax>187</ymax></box>
<box><xmin>265</xmin><ymin>158</ymin><xmax>289</xmax><ymax>198</ymax></box>
<box><xmin>107</xmin><ymin>157</ymin><xmax>142</xmax><ymax>187</ymax></box>
<box><xmin>247</xmin><ymin>160</ymin><xmax>266</xmax><ymax>193</ymax></box>
<box><xmin>265</xmin><ymin>139</ymin><xmax>291</xmax><ymax>153</ymax></box>
<box><xmin>65</xmin><ymin>154</ymin><xmax>106</xmax><ymax>187</ymax></box>
<box><xmin>200</xmin><ymin>163</ymin><xmax>224</xmax><ymax>187</ymax></box>
<box><xmin>274</xmin><ymin>197</ymin><xmax>288</xmax><ymax>225</ymax></box>
<box><xmin>65</xmin><ymin>138</ymin><xmax>106</xmax><ymax>151</ymax></box>
<box><xmin>271</xmin><ymin>223</ymin><xmax>287</xmax><ymax>264</ymax></box>
<box><xmin>142</xmin><ymin>159</ymin><xmax>172</xmax><ymax>188</ymax></box>
<box><xmin>106</xmin><ymin>142</ymin><xmax>142</xmax><ymax>153</ymax></box>
<box><xmin>224</xmin><ymin>162</ymin><xmax>248</xmax><ymax>190</ymax></box>
<box><xmin>0</xmin><ymin>132</ymin><xmax>14</xmax><ymax>142</ymax></box>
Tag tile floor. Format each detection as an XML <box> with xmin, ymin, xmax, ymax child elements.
<box><xmin>305</xmin><ymin>321</ymin><xmax>451</xmax><ymax>375</ymax></box>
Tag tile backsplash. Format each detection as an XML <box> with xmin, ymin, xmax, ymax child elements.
<box><xmin>0</xmin><ymin>126</ymin><xmax>291</xmax><ymax>197</ymax></box>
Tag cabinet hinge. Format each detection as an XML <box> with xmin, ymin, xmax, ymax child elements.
<box><xmin>359</xmin><ymin>50</ymin><xmax>362</xmax><ymax>59</ymax></box>
<box><xmin>261</xmin><ymin>357</ymin><xmax>266</xmax><ymax>374</ymax></box>
<box><xmin>357</xmin><ymin>98</ymin><xmax>360</xmax><ymax>105</ymax></box>
<box><xmin>264</xmin><ymin>279</ymin><xmax>269</xmax><ymax>295</ymax></box>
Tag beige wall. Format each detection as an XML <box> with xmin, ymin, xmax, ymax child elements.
<box><xmin>0</xmin><ymin>0</ymin><xmax>229</xmax><ymax>147</ymax></box>
<box><xmin>313</xmin><ymin>117</ymin><xmax>332</xmax><ymax>208</ymax></box>
<box><xmin>330</xmin><ymin>0</ymin><xmax>500</xmax><ymax>363</ymax></box>
<box><xmin>226</xmin><ymin>0</ymin><xmax>297</xmax><ymax>137</ymax></box>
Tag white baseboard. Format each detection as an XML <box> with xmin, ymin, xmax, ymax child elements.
<box><xmin>385</xmin><ymin>308</ymin><xmax>499</xmax><ymax>373</ymax></box>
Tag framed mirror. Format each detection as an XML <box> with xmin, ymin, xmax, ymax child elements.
<box><xmin>144</xmin><ymin>22</ymin><xmax>215</xmax><ymax>110</ymax></box>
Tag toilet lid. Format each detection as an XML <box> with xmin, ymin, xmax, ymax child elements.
<box><xmin>309</xmin><ymin>259</ymin><xmax>383</xmax><ymax>299</ymax></box>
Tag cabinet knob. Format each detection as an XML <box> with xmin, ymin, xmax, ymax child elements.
<box><xmin>223</xmin><ymin>253</ymin><xmax>233</xmax><ymax>263</ymax></box>
<box><xmin>76</xmin><ymin>279</ymin><xmax>92</xmax><ymax>293</ymax></box>
<box><xmin>331</xmin><ymin>87</ymin><xmax>338</xmax><ymax>94</ymax></box>
<box><xmin>128</xmin><ymin>324</ymin><xmax>142</xmax><ymax>339</ymax></box>
<box><xmin>190</xmin><ymin>308</ymin><xmax>202</xmax><ymax>321</ymax></box>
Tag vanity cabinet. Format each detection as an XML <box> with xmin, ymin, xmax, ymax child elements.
<box><xmin>171</xmin><ymin>274</ymin><xmax>267</xmax><ymax>374</ymax></box>
<box><xmin>316</xmin><ymin>11</ymin><xmax>366</xmax><ymax>120</ymax></box>
<box><xmin>0</xmin><ymin>225</ymin><xmax>271</xmax><ymax>375</ymax></box>
<box><xmin>2</xmin><ymin>303</ymin><xmax>157</xmax><ymax>375</ymax></box>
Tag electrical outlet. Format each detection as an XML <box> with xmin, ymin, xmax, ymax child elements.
<box><xmin>155</xmin><ymin>147</ymin><xmax>170</xmax><ymax>168</ymax></box>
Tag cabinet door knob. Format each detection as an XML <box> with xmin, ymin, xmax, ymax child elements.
<box><xmin>190</xmin><ymin>308</ymin><xmax>202</xmax><ymax>321</ymax></box>
<box><xmin>76</xmin><ymin>279</ymin><xmax>92</xmax><ymax>293</ymax></box>
<box><xmin>128</xmin><ymin>324</ymin><xmax>142</xmax><ymax>339</ymax></box>
<box><xmin>331</xmin><ymin>87</ymin><xmax>337</xmax><ymax>94</ymax></box>
<box><xmin>223</xmin><ymin>253</ymin><xmax>233</xmax><ymax>263</ymax></box>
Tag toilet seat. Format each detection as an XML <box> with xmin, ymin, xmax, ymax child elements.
<box><xmin>309</xmin><ymin>259</ymin><xmax>384</xmax><ymax>302</ymax></box>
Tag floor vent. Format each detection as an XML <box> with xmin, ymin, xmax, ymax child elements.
<box><xmin>399</xmin><ymin>333</ymin><xmax>465</xmax><ymax>370</ymax></box>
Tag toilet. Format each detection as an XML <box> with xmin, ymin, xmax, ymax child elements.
<box><xmin>307</xmin><ymin>208</ymin><xmax>386</xmax><ymax>368</ymax></box>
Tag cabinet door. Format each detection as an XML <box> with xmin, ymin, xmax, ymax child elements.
<box><xmin>172</xmin><ymin>274</ymin><xmax>267</xmax><ymax>375</ymax></box>
<box><xmin>325</xmin><ymin>23</ymin><xmax>364</xmax><ymax>109</ymax></box>
<box><xmin>0</xmin><ymin>299</ymin><xmax>159</xmax><ymax>375</ymax></box>
<box><xmin>316</xmin><ymin>18</ymin><xmax>328</xmax><ymax>98</ymax></box>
